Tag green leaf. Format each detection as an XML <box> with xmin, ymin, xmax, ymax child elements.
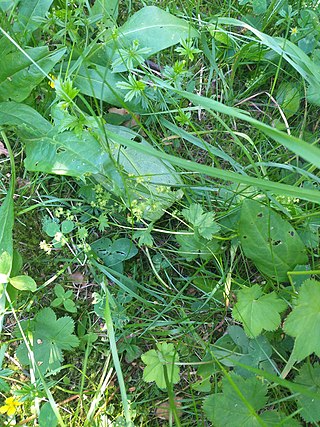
<box><xmin>294</xmin><ymin>363</ymin><xmax>320</xmax><ymax>423</ymax></box>
<box><xmin>260</xmin><ymin>411</ymin><xmax>301</xmax><ymax>426</ymax></box>
<box><xmin>203</xmin><ymin>373</ymin><xmax>267</xmax><ymax>426</ymax></box>
<box><xmin>54</xmin><ymin>284</ymin><xmax>65</xmax><ymax>299</ymax></box>
<box><xmin>252</xmin><ymin>0</ymin><xmax>267</xmax><ymax>14</ymax></box>
<box><xmin>107</xmin><ymin>6</ymin><xmax>199</xmax><ymax>72</ymax></box>
<box><xmin>91</xmin><ymin>237</ymin><xmax>138</xmax><ymax>272</ymax></box>
<box><xmin>42</xmin><ymin>219</ymin><xmax>60</xmax><ymax>238</ymax></box>
<box><xmin>182</xmin><ymin>203</ymin><xmax>220</xmax><ymax>240</ymax></box>
<box><xmin>16</xmin><ymin>307</ymin><xmax>79</xmax><ymax>374</ymax></box>
<box><xmin>61</xmin><ymin>220</ymin><xmax>74</xmax><ymax>234</ymax></box>
<box><xmin>0</xmin><ymin>47</ymin><xmax>65</xmax><ymax>102</ymax></box>
<box><xmin>239</xmin><ymin>199</ymin><xmax>307</xmax><ymax>281</ymax></box>
<box><xmin>63</xmin><ymin>299</ymin><xmax>77</xmax><ymax>313</ymax></box>
<box><xmin>276</xmin><ymin>82</ymin><xmax>301</xmax><ymax>118</ymax></box>
<box><xmin>9</xmin><ymin>275</ymin><xmax>37</xmax><ymax>292</ymax></box>
<box><xmin>284</xmin><ymin>280</ymin><xmax>320</xmax><ymax>361</ymax></box>
<box><xmin>176</xmin><ymin>232</ymin><xmax>219</xmax><ymax>261</ymax></box>
<box><xmin>13</xmin><ymin>0</ymin><xmax>54</xmax><ymax>36</ymax></box>
<box><xmin>91</xmin><ymin>0</ymin><xmax>118</xmax><ymax>27</ymax></box>
<box><xmin>74</xmin><ymin>65</ymin><xmax>129</xmax><ymax>108</ymax></box>
<box><xmin>0</xmin><ymin>251</ymin><xmax>12</xmax><ymax>277</ymax></box>
<box><xmin>141</xmin><ymin>342</ymin><xmax>180</xmax><ymax>389</ymax></box>
<box><xmin>39</xmin><ymin>402</ymin><xmax>58</xmax><ymax>427</ymax></box>
<box><xmin>24</xmin><ymin>129</ymin><xmax>112</xmax><ymax>177</ymax></box>
<box><xmin>233</xmin><ymin>285</ymin><xmax>287</xmax><ymax>338</ymax></box>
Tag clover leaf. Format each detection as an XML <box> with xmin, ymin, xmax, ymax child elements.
<box><xmin>141</xmin><ymin>342</ymin><xmax>180</xmax><ymax>389</ymax></box>
<box><xmin>284</xmin><ymin>280</ymin><xmax>320</xmax><ymax>361</ymax></box>
<box><xmin>232</xmin><ymin>285</ymin><xmax>287</xmax><ymax>338</ymax></box>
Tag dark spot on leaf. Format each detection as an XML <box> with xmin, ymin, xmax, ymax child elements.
<box><xmin>272</xmin><ymin>240</ymin><xmax>282</xmax><ymax>246</ymax></box>
<box><xmin>243</xmin><ymin>235</ymin><xmax>247</xmax><ymax>239</ymax></box>
<box><xmin>57</xmin><ymin>147</ymin><xmax>66</xmax><ymax>154</ymax></box>
<box><xmin>289</xmin><ymin>231</ymin><xmax>295</xmax><ymax>236</ymax></box>
<box><xmin>133</xmin><ymin>135</ymin><xmax>143</xmax><ymax>143</ymax></box>
<box><xmin>257</xmin><ymin>212</ymin><xmax>263</xmax><ymax>218</ymax></box>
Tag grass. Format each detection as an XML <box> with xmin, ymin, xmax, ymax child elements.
<box><xmin>0</xmin><ymin>0</ymin><xmax>320</xmax><ymax>426</ymax></box>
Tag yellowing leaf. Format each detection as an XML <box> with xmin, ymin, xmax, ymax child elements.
<box><xmin>232</xmin><ymin>285</ymin><xmax>287</xmax><ymax>338</ymax></box>
<box><xmin>284</xmin><ymin>280</ymin><xmax>320</xmax><ymax>361</ymax></box>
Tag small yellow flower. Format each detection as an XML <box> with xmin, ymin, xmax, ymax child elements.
<box><xmin>0</xmin><ymin>396</ymin><xmax>22</xmax><ymax>416</ymax></box>
<box><xmin>39</xmin><ymin>240</ymin><xmax>52</xmax><ymax>254</ymax></box>
<box><xmin>291</xmin><ymin>27</ymin><xmax>298</xmax><ymax>35</ymax></box>
<box><xmin>48</xmin><ymin>73</ymin><xmax>56</xmax><ymax>89</ymax></box>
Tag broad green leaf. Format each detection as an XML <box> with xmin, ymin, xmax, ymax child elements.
<box><xmin>239</xmin><ymin>199</ymin><xmax>307</xmax><ymax>281</ymax></box>
<box><xmin>9</xmin><ymin>275</ymin><xmax>37</xmax><ymax>292</ymax></box>
<box><xmin>0</xmin><ymin>251</ymin><xmax>12</xmax><ymax>277</ymax></box>
<box><xmin>61</xmin><ymin>220</ymin><xmax>74</xmax><ymax>234</ymax></box>
<box><xmin>176</xmin><ymin>232</ymin><xmax>219</xmax><ymax>261</ymax></box>
<box><xmin>24</xmin><ymin>130</ymin><xmax>112</xmax><ymax>176</ymax></box>
<box><xmin>16</xmin><ymin>307</ymin><xmax>79</xmax><ymax>374</ymax></box>
<box><xmin>108</xmin><ymin>6</ymin><xmax>199</xmax><ymax>72</ymax></box>
<box><xmin>39</xmin><ymin>402</ymin><xmax>58</xmax><ymax>427</ymax></box>
<box><xmin>232</xmin><ymin>285</ymin><xmax>287</xmax><ymax>338</ymax></box>
<box><xmin>91</xmin><ymin>237</ymin><xmax>138</xmax><ymax>273</ymax></box>
<box><xmin>0</xmin><ymin>47</ymin><xmax>65</xmax><ymax>102</ymax></box>
<box><xmin>182</xmin><ymin>203</ymin><xmax>220</xmax><ymax>239</ymax></box>
<box><xmin>13</xmin><ymin>0</ymin><xmax>54</xmax><ymax>36</ymax></box>
<box><xmin>284</xmin><ymin>280</ymin><xmax>320</xmax><ymax>361</ymax></box>
<box><xmin>0</xmin><ymin>101</ymin><xmax>51</xmax><ymax>135</ymax></box>
<box><xmin>42</xmin><ymin>219</ymin><xmax>60</xmax><ymax>237</ymax></box>
<box><xmin>141</xmin><ymin>342</ymin><xmax>180</xmax><ymax>389</ymax></box>
<box><xmin>203</xmin><ymin>373</ymin><xmax>267</xmax><ymax>426</ymax></box>
<box><xmin>91</xmin><ymin>0</ymin><xmax>118</xmax><ymax>27</ymax></box>
<box><xmin>74</xmin><ymin>65</ymin><xmax>129</xmax><ymax>108</ymax></box>
<box><xmin>294</xmin><ymin>363</ymin><xmax>320</xmax><ymax>423</ymax></box>
<box><xmin>252</xmin><ymin>0</ymin><xmax>267</xmax><ymax>14</ymax></box>
<box><xmin>260</xmin><ymin>411</ymin><xmax>301</xmax><ymax>426</ymax></box>
<box><xmin>276</xmin><ymin>82</ymin><xmax>301</xmax><ymax>118</ymax></box>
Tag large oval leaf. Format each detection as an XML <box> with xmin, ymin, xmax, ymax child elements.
<box><xmin>0</xmin><ymin>46</ymin><xmax>65</xmax><ymax>102</ymax></box>
<box><xmin>109</xmin><ymin>6</ymin><xmax>199</xmax><ymax>72</ymax></box>
<box><xmin>239</xmin><ymin>199</ymin><xmax>307</xmax><ymax>281</ymax></box>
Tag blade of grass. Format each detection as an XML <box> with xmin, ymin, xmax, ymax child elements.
<box><xmin>106</xmin><ymin>128</ymin><xmax>320</xmax><ymax>204</ymax></box>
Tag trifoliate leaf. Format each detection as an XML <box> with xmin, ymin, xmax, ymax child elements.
<box><xmin>141</xmin><ymin>342</ymin><xmax>180</xmax><ymax>389</ymax></box>
<box><xmin>203</xmin><ymin>373</ymin><xmax>267</xmax><ymax>426</ymax></box>
<box><xmin>283</xmin><ymin>280</ymin><xmax>320</xmax><ymax>361</ymax></box>
<box><xmin>16</xmin><ymin>307</ymin><xmax>79</xmax><ymax>374</ymax></box>
<box><xmin>182</xmin><ymin>203</ymin><xmax>220</xmax><ymax>240</ymax></box>
<box><xmin>294</xmin><ymin>362</ymin><xmax>320</xmax><ymax>423</ymax></box>
<box><xmin>233</xmin><ymin>285</ymin><xmax>287</xmax><ymax>338</ymax></box>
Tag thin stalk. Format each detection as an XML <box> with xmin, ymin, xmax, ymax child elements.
<box><xmin>103</xmin><ymin>283</ymin><xmax>132</xmax><ymax>426</ymax></box>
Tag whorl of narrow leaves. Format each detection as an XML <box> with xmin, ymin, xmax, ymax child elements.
<box><xmin>284</xmin><ymin>280</ymin><xmax>320</xmax><ymax>361</ymax></box>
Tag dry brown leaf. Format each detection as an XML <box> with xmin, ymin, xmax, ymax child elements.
<box><xmin>108</xmin><ymin>107</ymin><xmax>129</xmax><ymax>116</ymax></box>
<box><xmin>155</xmin><ymin>399</ymin><xmax>182</xmax><ymax>420</ymax></box>
<box><xmin>0</xmin><ymin>141</ymin><xmax>9</xmax><ymax>157</ymax></box>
